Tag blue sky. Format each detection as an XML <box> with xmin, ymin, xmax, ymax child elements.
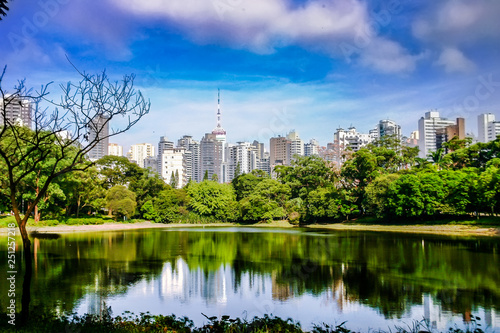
<box><xmin>1</xmin><ymin>0</ymin><xmax>500</xmax><ymax>151</ymax></box>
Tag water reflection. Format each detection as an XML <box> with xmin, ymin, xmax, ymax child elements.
<box><xmin>1</xmin><ymin>228</ymin><xmax>499</xmax><ymax>330</ymax></box>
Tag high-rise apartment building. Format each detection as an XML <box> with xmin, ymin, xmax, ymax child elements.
<box><xmin>269</xmin><ymin>136</ymin><xmax>290</xmax><ymax>170</ymax></box>
<box><xmin>286</xmin><ymin>130</ymin><xmax>304</xmax><ymax>158</ymax></box>
<box><xmin>87</xmin><ymin>115</ymin><xmax>109</xmax><ymax>161</ymax></box>
<box><xmin>108</xmin><ymin>143</ymin><xmax>123</xmax><ymax>157</ymax></box>
<box><xmin>128</xmin><ymin>143</ymin><xmax>155</xmax><ymax>168</ymax></box>
<box><xmin>378</xmin><ymin>119</ymin><xmax>402</xmax><ymax>140</ymax></box>
<box><xmin>478</xmin><ymin>113</ymin><xmax>500</xmax><ymax>143</ymax></box>
<box><xmin>418</xmin><ymin>111</ymin><xmax>456</xmax><ymax>158</ymax></box>
<box><xmin>157</xmin><ymin>136</ymin><xmax>174</xmax><ymax>173</ymax></box>
<box><xmin>159</xmin><ymin>148</ymin><xmax>187</xmax><ymax>188</ymax></box>
<box><xmin>226</xmin><ymin>142</ymin><xmax>258</xmax><ymax>182</ymax></box>
<box><xmin>304</xmin><ymin>139</ymin><xmax>319</xmax><ymax>156</ymax></box>
<box><xmin>335</xmin><ymin>126</ymin><xmax>374</xmax><ymax>151</ymax></box>
<box><xmin>0</xmin><ymin>96</ymin><xmax>32</xmax><ymax>129</ymax></box>
<box><xmin>177</xmin><ymin>135</ymin><xmax>201</xmax><ymax>182</ymax></box>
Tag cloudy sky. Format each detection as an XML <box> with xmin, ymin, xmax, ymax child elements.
<box><xmin>1</xmin><ymin>0</ymin><xmax>500</xmax><ymax>151</ymax></box>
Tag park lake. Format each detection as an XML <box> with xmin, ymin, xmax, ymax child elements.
<box><xmin>1</xmin><ymin>227</ymin><xmax>499</xmax><ymax>331</ymax></box>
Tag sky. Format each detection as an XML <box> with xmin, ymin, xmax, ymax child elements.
<box><xmin>1</xmin><ymin>0</ymin><xmax>500</xmax><ymax>152</ymax></box>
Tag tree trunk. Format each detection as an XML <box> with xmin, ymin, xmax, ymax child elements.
<box><xmin>20</xmin><ymin>235</ymin><xmax>32</xmax><ymax>324</ymax></box>
<box><xmin>34</xmin><ymin>204</ymin><xmax>40</xmax><ymax>223</ymax></box>
<box><xmin>17</xmin><ymin>215</ymin><xmax>33</xmax><ymax>324</ymax></box>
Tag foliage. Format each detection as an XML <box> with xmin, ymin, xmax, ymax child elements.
<box><xmin>187</xmin><ymin>180</ymin><xmax>239</xmax><ymax>221</ymax></box>
<box><xmin>240</xmin><ymin>178</ymin><xmax>291</xmax><ymax>222</ymax></box>
<box><xmin>106</xmin><ymin>185</ymin><xmax>137</xmax><ymax>219</ymax></box>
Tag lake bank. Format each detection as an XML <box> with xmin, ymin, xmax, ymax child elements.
<box><xmin>1</xmin><ymin>219</ymin><xmax>499</xmax><ymax>237</ymax></box>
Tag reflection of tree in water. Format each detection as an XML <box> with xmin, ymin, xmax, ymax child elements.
<box><xmin>2</xmin><ymin>229</ymin><xmax>499</xmax><ymax>322</ymax></box>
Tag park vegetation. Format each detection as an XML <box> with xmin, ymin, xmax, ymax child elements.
<box><xmin>1</xmin><ymin>134</ymin><xmax>499</xmax><ymax>226</ymax></box>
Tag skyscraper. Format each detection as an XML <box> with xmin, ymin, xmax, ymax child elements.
<box><xmin>200</xmin><ymin>89</ymin><xmax>227</xmax><ymax>182</ymax></box>
<box><xmin>0</xmin><ymin>95</ymin><xmax>32</xmax><ymax>129</ymax></box>
<box><xmin>177</xmin><ymin>135</ymin><xmax>201</xmax><ymax>182</ymax></box>
<box><xmin>87</xmin><ymin>114</ymin><xmax>109</xmax><ymax>161</ymax></box>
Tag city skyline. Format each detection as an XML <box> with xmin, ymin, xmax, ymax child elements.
<box><xmin>1</xmin><ymin>1</ymin><xmax>499</xmax><ymax>151</ymax></box>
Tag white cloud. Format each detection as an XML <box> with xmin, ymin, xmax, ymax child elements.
<box><xmin>413</xmin><ymin>0</ymin><xmax>500</xmax><ymax>45</ymax></box>
<box><xmin>359</xmin><ymin>39</ymin><xmax>426</xmax><ymax>74</ymax></box>
<box><xmin>110</xmin><ymin>0</ymin><xmax>419</xmax><ymax>73</ymax></box>
<box><xmin>436</xmin><ymin>47</ymin><xmax>476</xmax><ymax>74</ymax></box>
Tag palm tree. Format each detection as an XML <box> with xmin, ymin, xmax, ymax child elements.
<box><xmin>427</xmin><ymin>148</ymin><xmax>445</xmax><ymax>169</ymax></box>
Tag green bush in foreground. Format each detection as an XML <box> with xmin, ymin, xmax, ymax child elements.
<box><xmin>0</xmin><ymin>310</ymin><xmax>488</xmax><ymax>333</ymax></box>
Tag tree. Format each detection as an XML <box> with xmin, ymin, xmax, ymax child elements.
<box><xmin>170</xmin><ymin>171</ymin><xmax>177</xmax><ymax>188</ymax></box>
<box><xmin>187</xmin><ymin>180</ymin><xmax>239</xmax><ymax>221</ymax></box>
<box><xmin>0</xmin><ymin>66</ymin><xmax>149</xmax><ymax>319</ymax></box>
<box><xmin>0</xmin><ymin>0</ymin><xmax>9</xmax><ymax>20</ymax></box>
<box><xmin>240</xmin><ymin>178</ymin><xmax>291</xmax><ymax>222</ymax></box>
<box><xmin>105</xmin><ymin>185</ymin><xmax>137</xmax><ymax>219</ymax></box>
<box><xmin>232</xmin><ymin>170</ymin><xmax>268</xmax><ymax>201</ymax></box>
<box><xmin>203</xmin><ymin>170</ymin><xmax>209</xmax><ymax>181</ymax></box>
<box><xmin>211</xmin><ymin>173</ymin><xmax>219</xmax><ymax>182</ymax></box>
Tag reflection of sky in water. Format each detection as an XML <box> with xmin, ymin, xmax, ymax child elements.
<box><xmin>74</xmin><ymin>258</ymin><xmax>500</xmax><ymax>331</ymax></box>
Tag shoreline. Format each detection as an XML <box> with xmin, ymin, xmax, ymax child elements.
<box><xmin>0</xmin><ymin>220</ymin><xmax>499</xmax><ymax>237</ymax></box>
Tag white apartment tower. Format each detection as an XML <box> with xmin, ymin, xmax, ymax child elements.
<box><xmin>304</xmin><ymin>139</ymin><xmax>319</xmax><ymax>156</ymax></box>
<box><xmin>226</xmin><ymin>142</ymin><xmax>258</xmax><ymax>182</ymax></box>
<box><xmin>128</xmin><ymin>143</ymin><xmax>155</xmax><ymax>168</ymax></box>
<box><xmin>0</xmin><ymin>96</ymin><xmax>32</xmax><ymax>128</ymax></box>
<box><xmin>286</xmin><ymin>130</ymin><xmax>304</xmax><ymax>158</ymax></box>
<box><xmin>478</xmin><ymin>113</ymin><xmax>500</xmax><ymax>143</ymax></box>
<box><xmin>418</xmin><ymin>111</ymin><xmax>456</xmax><ymax>158</ymax></box>
<box><xmin>378</xmin><ymin>119</ymin><xmax>402</xmax><ymax>140</ymax></box>
<box><xmin>108</xmin><ymin>143</ymin><xmax>123</xmax><ymax>157</ymax></box>
<box><xmin>159</xmin><ymin>148</ymin><xmax>187</xmax><ymax>188</ymax></box>
<box><xmin>178</xmin><ymin>135</ymin><xmax>201</xmax><ymax>182</ymax></box>
<box><xmin>87</xmin><ymin>115</ymin><xmax>109</xmax><ymax>161</ymax></box>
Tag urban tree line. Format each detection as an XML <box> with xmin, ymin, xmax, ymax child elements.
<box><xmin>2</xmin><ymin>134</ymin><xmax>499</xmax><ymax>225</ymax></box>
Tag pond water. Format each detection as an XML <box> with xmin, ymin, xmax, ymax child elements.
<box><xmin>1</xmin><ymin>227</ymin><xmax>500</xmax><ymax>331</ymax></box>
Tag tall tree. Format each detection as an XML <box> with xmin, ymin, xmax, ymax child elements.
<box><xmin>0</xmin><ymin>66</ymin><xmax>149</xmax><ymax>319</ymax></box>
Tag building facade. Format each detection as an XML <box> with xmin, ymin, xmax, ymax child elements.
<box><xmin>418</xmin><ymin>111</ymin><xmax>456</xmax><ymax>158</ymax></box>
<box><xmin>159</xmin><ymin>148</ymin><xmax>187</xmax><ymax>188</ymax></box>
<box><xmin>478</xmin><ymin>113</ymin><xmax>500</xmax><ymax>143</ymax></box>
<box><xmin>108</xmin><ymin>143</ymin><xmax>123</xmax><ymax>157</ymax></box>
<box><xmin>87</xmin><ymin>115</ymin><xmax>109</xmax><ymax>161</ymax></box>
<box><xmin>0</xmin><ymin>96</ymin><xmax>32</xmax><ymax>128</ymax></box>
<box><xmin>128</xmin><ymin>143</ymin><xmax>155</xmax><ymax>168</ymax></box>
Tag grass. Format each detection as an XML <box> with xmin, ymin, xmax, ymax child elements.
<box><xmin>345</xmin><ymin>215</ymin><xmax>500</xmax><ymax>227</ymax></box>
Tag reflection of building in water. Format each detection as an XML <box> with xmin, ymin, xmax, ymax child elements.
<box><xmin>271</xmin><ymin>272</ymin><xmax>293</xmax><ymax>301</ymax></box>
<box><xmin>421</xmin><ymin>294</ymin><xmax>500</xmax><ymax>330</ymax></box>
<box><xmin>484</xmin><ymin>308</ymin><xmax>500</xmax><ymax>327</ymax></box>
<box><xmin>157</xmin><ymin>258</ymin><xmax>228</xmax><ymax>304</ymax></box>
<box><xmin>86</xmin><ymin>275</ymin><xmax>109</xmax><ymax>318</ymax></box>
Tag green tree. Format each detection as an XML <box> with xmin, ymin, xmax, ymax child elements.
<box><xmin>365</xmin><ymin>173</ymin><xmax>400</xmax><ymax>218</ymax></box>
<box><xmin>240</xmin><ymin>178</ymin><xmax>291</xmax><ymax>222</ymax></box>
<box><xmin>128</xmin><ymin>171</ymin><xmax>168</xmax><ymax>215</ymax></box>
<box><xmin>232</xmin><ymin>169</ymin><xmax>268</xmax><ymax>201</ymax></box>
<box><xmin>0</xmin><ymin>67</ymin><xmax>149</xmax><ymax>320</ymax></box>
<box><xmin>106</xmin><ymin>185</ymin><xmax>137</xmax><ymax>219</ymax></box>
<box><xmin>203</xmin><ymin>170</ymin><xmax>209</xmax><ymax>181</ymax></box>
<box><xmin>187</xmin><ymin>180</ymin><xmax>238</xmax><ymax>221</ymax></box>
